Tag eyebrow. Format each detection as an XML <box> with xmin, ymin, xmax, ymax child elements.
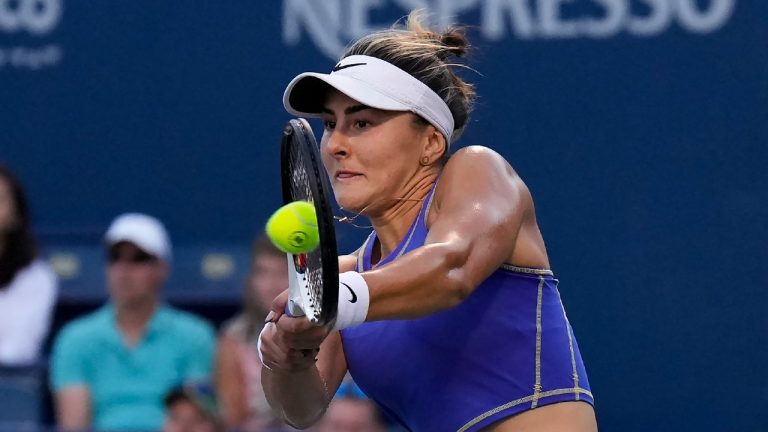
<box><xmin>321</xmin><ymin>104</ymin><xmax>373</xmax><ymax>116</ymax></box>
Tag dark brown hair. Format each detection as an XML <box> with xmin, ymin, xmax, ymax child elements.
<box><xmin>342</xmin><ymin>10</ymin><xmax>477</xmax><ymax>148</ymax></box>
<box><xmin>0</xmin><ymin>165</ymin><xmax>38</xmax><ymax>288</ymax></box>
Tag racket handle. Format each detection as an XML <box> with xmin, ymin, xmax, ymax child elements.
<box><xmin>285</xmin><ymin>299</ymin><xmax>305</xmax><ymax>317</ymax></box>
<box><xmin>285</xmin><ymin>253</ymin><xmax>306</xmax><ymax>318</ymax></box>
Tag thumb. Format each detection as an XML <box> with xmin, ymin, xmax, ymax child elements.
<box><xmin>266</xmin><ymin>289</ymin><xmax>289</xmax><ymax>323</ymax></box>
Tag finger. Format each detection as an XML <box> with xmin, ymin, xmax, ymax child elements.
<box><xmin>274</xmin><ymin>317</ymin><xmax>329</xmax><ymax>350</ymax></box>
<box><xmin>260</xmin><ymin>325</ymin><xmax>290</xmax><ymax>365</ymax></box>
<box><xmin>267</xmin><ymin>289</ymin><xmax>290</xmax><ymax>323</ymax></box>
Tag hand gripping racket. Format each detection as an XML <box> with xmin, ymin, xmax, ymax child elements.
<box><xmin>280</xmin><ymin>118</ymin><xmax>339</xmax><ymax>325</ymax></box>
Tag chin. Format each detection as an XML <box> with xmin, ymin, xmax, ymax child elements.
<box><xmin>332</xmin><ymin>187</ymin><xmax>365</xmax><ymax>212</ymax></box>
<box><xmin>334</xmin><ymin>194</ymin><xmax>368</xmax><ymax>214</ymax></box>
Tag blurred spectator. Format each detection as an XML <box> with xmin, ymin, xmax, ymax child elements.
<box><xmin>313</xmin><ymin>379</ymin><xmax>387</xmax><ymax>432</ymax></box>
<box><xmin>214</xmin><ymin>234</ymin><xmax>290</xmax><ymax>431</ymax></box>
<box><xmin>163</xmin><ymin>380</ymin><xmax>223</xmax><ymax>432</ymax></box>
<box><xmin>50</xmin><ymin>213</ymin><xmax>216</xmax><ymax>431</ymax></box>
<box><xmin>0</xmin><ymin>165</ymin><xmax>58</xmax><ymax>366</ymax></box>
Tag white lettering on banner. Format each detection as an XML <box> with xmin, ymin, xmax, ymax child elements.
<box><xmin>283</xmin><ymin>0</ymin><xmax>346</xmax><ymax>59</ymax></box>
<box><xmin>393</xmin><ymin>0</ymin><xmax>431</xmax><ymax>14</ymax></box>
<box><xmin>282</xmin><ymin>0</ymin><xmax>738</xmax><ymax>59</ymax></box>
<box><xmin>0</xmin><ymin>45</ymin><xmax>62</xmax><ymax>70</ymax></box>
<box><xmin>435</xmin><ymin>0</ymin><xmax>479</xmax><ymax>29</ymax></box>
<box><xmin>676</xmin><ymin>0</ymin><xmax>735</xmax><ymax>34</ymax></box>
<box><xmin>627</xmin><ymin>0</ymin><xmax>672</xmax><ymax>36</ymax></box>
<box><xmin>349</xmin><ymin>0</ymin><xmax>385</xmax><ymax>38</ymax></box>
<box><xmin>582</xmin><ymin>0</ymin><xmax>626</xmax><ymax>38</ymax></box>
<box><xmin>539</xmin><ymin>0</ymin><xmax>578</xmax><ymax>38</ymax></box>
<box><xmin>482</xmin><ymin>0</ymin><xmax>535</xmax><ymax>40</ymax></box>
<box><xmin>0</xmin><ymin>0</ymin><xmax>61</xmax><ymax>35</ymax></box>
<box><xmin>0</xmin><ymin>0</ymin><xmax>63</xmax><ymax>70</ymax></box>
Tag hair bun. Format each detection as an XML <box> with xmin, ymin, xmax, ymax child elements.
<box><xmin>439</xmin><ymin>27</ymin><xmax>470</xmax><ymax>59</ymax></box>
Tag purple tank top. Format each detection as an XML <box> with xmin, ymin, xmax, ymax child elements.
<box><xmin>340</xmin><ymin>182</ymin><xmax>594</xmax><ymax>431</ymax></box>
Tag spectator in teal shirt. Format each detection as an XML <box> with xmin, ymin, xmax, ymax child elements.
<box><xmin>50</xmin><ymin>213</ymin><xmax>216</xmax><ymax>432</ymax></box>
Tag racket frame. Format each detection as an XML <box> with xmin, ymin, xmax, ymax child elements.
<box><xmin>280</xmin><ymin>118</ymin><xmax>339</xmax><ymax>325</ymax></box>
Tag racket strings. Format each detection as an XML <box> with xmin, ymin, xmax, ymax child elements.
<box><xmin>289</xmin><ymin>148</ymin><xmax>325</xmax><ymax>321</ymax></box>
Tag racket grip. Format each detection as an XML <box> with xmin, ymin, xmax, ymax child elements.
<box><xmin>285</xmin><ymin>298</ymin><xmax>305</xmax><ymax>317</ymax></box>
<box><xmin>285</xmin><ymin>253</ymin><xmax>306</xmax><ymax>318</ymax></box>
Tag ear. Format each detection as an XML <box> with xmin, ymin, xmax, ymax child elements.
<box><xmin>420</xmin><ymin>126</ymin><xmax>447</xmax><ymax>166</ymax></box>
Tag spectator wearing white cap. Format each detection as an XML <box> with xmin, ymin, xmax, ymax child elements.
<box><xmin>50</xmin><ymin>213</ymin><xmax>216</xmax><ymax>432</ymax></box>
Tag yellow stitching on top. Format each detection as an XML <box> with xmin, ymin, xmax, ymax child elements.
<box><xmin>357</xmin><ymin>234</ymin><xmax>372</xmax><ymax>271</ymax></box>
<box><xmin>500</xmin><ymin>263</ymin><xmax>554</xmax><ymax>276</ymax></box>
<box><xmin>558</xmin><ymin>292</ymin><xmax>580</xmax><ymax>400</ymax></box>
<box><xmin>424</xmin><ymin>181</ymin><xmax>438</xmax><ymax>223</ymax></box>
<box><xmin>531</xmin><ymin>276</ymin><xmax>545</xmax><ymax>409</ymax></box>
<box><xmin>456</xmin><ymin>387</ymin><xmax>594</xmax><ymax>432</ymax></box>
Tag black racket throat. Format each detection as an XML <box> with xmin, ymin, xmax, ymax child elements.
<box><xmin>281</xmin><ymin>118</ymin><xmax>339</xmax><ymax>326</ymax></box>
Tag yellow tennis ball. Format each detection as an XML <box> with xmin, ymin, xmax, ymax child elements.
<box><xmin>265</xmin><ymin>201</ymin><xmax>320</xmax><ymax>254</ymax></box>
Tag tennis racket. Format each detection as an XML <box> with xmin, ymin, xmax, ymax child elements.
<box><xmin>280</xmin><ymin>118</ymin><xmax>339</xmax><ymax>326</ymax></box>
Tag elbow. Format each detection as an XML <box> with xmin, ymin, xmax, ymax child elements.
<box><xmin>439</xmin><ymin>243</ymin><xmax>475</xmax><ymax>308</ymax></box>
<box><xmin>285</xmin><ymin>413</ymin><xmax>324</xmax><ymax>430</ymax></box>
<box><xmin>281</xmin><ymin>406</ymin><xmax>327</xmax><ymax>430</ymax></box>
<box><xmin>444</xmin><ymin>272</ymin><xmax>474</xmax><ymax>308</ymax></box>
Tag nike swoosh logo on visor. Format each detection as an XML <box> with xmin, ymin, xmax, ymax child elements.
<box><xmin>341</xmin><ymin>282</ymin><xmax>357</xmax><ymax>303</ymax></box>
<box><xmin>332</xmin><ymin>62</ymin><xmax>367</xmax><ymax>72</ymax></box>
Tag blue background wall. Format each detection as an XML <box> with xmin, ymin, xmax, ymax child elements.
<box><xmin>3</xmin><ymin>0</ymin><xmax>767</xmax><ymax>429</ymax></box>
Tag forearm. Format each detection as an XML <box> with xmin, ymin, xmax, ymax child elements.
<box><xmin>55</xmin><ymin>387</ymin><xmax>91</xmax><ymax>431</ymax></box>
<box><xmin>262</xmin><ymin>366</ymin><xmax>329</xmax><ymax>429</ymax></box>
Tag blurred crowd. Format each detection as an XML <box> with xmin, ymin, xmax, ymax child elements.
<box><xmin>0</xmin><ymin>165</ymin><xmax>393</xmax><ymax>432</ymax></box>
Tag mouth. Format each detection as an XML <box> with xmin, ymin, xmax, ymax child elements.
<box><xmin>334</xmin><ymin>170</ymin><xmax>363</xmax><ymax>182</ymax></box>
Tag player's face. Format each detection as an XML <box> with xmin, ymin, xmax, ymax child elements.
<box><xmin>0</xmin><ymin>177</ymin><xmax>16</xmax><ymax>234</ymax></box>
<box><xmin>107</xmin><ymin>242</ymin><xmax>167</xmax><ymax>306</ymax></box>
<box><xmin>320</xmin><ymin>90</ymin><xmax>431</xmax><ymax>214</ymax></box>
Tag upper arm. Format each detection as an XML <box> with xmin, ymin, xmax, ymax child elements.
<box><xmin>426</xmin><ymin>146</ymin><xmax>531</xmax><ymax>286</ymax></box>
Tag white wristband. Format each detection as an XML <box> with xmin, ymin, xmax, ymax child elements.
<box><xmin>256</xmin><ymin>322</ymin><xmax>274</xmax><ymax>370</ymax></box>
<box><xmin>331</xmin><ymin>271</ymin><xmax>370</xmax><ymax>332</ymax></box>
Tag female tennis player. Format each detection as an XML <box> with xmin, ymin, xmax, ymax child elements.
<box><xmin>259</xmin><ymin>12</ymin><xmax>597</xmax><ymax>432</ymax></box>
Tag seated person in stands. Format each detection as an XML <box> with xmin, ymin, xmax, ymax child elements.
<box><xmin>50</xmin><ymin>213</ymin><xmax>216</xmax><ymax>432</ymax></box>
<box><xmin>0</xmin><ymin>165</ymin><xmax>58</xmax><ymax>366</ymax></box>
<box><xmin>163</xmin><ymin>380</ymin><xmax>223</xmax><ymax>432</ymax></box>
<box><xmin>313</xmin><ymin>379</ymin><xmax>388</xmax><ymax>432</ymax></box>
<box><xmin>214</xmin><ymin>234</ymin><xmax>294</xmax><ymax>431</ymax></box>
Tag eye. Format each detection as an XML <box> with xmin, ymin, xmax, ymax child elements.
<box><xmin>323</xmin><ymin>120</ymin><xmax>336</xmax><ymax>130</ymax></box>
<box><xmin>354</xmin><ymin>120</ymin><xmax>370</xmax><ymax>129</ymax></box>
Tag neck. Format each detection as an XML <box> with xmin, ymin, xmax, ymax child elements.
<box><xmin>115</xmin><ymin>298</ymin><xmax>157</xmax><ymax>345</ymax></box>
<box><xmin>369</xmin><ymin>170</ymin><xmax>438</xmax><ymax>259</ymax></box>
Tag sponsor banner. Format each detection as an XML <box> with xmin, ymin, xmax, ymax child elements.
<box><xmin>0</xmin><ymin>0</ymin><xmax>64</xmax><ymax>70</ymax></box>
<box><xmin>283</xmin><ymin>0</ymin><xmax>737</xmax><ymax>58</ymax></box>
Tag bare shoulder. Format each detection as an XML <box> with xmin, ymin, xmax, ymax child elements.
<box><xmin>437</xmin><ymin>145</ymin><xmax>530</xmax><ymax>203</ymax></box>
<box><xmin>445</xmin><ymin>145</ymin><xmax>515</xmax><ymax>175</ymax></box>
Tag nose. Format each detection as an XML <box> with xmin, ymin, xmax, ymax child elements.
<box><xmin>323</xmin><ymin>128</ymin><xmax>349</xmax><ymax>160</ymax></box>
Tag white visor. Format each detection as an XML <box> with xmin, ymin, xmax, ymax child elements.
<box><xmin>283</xmin><ymin>55</ymin><xmax>455</xmax><ymax>144</ymax></box>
